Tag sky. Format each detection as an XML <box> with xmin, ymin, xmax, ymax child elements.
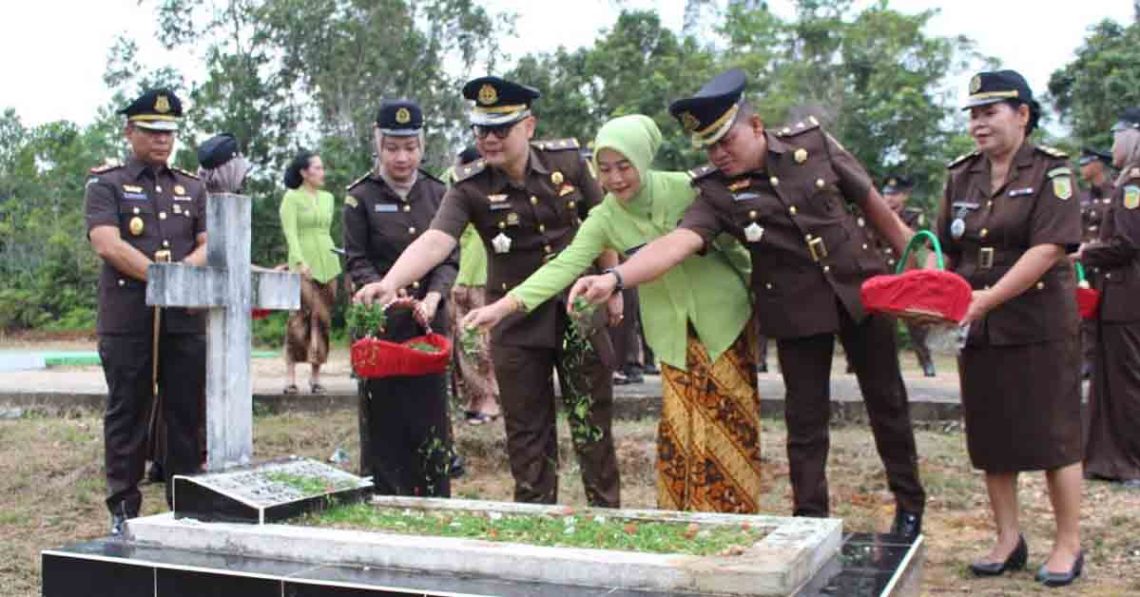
<box><xmin>2</xmin><ymin>0</ymin><xmax>1135</xmax><ymax>128</ymax></box>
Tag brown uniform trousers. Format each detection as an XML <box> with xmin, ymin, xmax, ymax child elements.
<box><xmin>431</xmin><ymin>140</ymin><xmax>620</xmax><ymax>507</ymax></box>
<box><xmin>84</xmin><ymin>157</ymin><xmax>208</xmax><ymax>515</ymax></box>
<box><xmin>343</xmin><ymin>170</ymin><xmax>459</xmax><ymax>497</ymax></box>
<box><xmin>937</xmin><ymin>143</ymin><xmax>1082</xmax><ymax>472</ymax></box>
<box><xmin>1081</xmin><ymin>169</ymin><xmax>1140</xmax><ymax>481</ymax></box>
<box><xmin>681</xmin><ymin>122</ymin><xmax>925</xmax><ymax>516</ymax></box>
<box><xmin>1080</xmin><ymin>182</ymin><xmax>1114</xmax><ymax>374</ymax></box>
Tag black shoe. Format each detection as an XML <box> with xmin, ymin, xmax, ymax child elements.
<box><xmin>109</xmin><ymin>504</ymin><xmax>135</xmax><ymax>537</ymax></box>
<box><xmin>146</xmin><ymin>461</ymin><xmax>165</xmax><ymax>484</ymax></box>
<box><xmin>970</xmin><ymin>535</ymin><xmax>1028</xmax><ymax>577</ymax></box>
<box><xmin>1036</xmin><ymin>551</ymin><xmax>1083</xmax><ymax>587</ymax></box>
<box><xmin>449</xmin><ymin>454</ymin><xmax>466</xmax><ymax>479</ymax></box>
<box><xmin>890</xmin><ymin>510</ymin><xmax>923</xmax><ymax>542</ymax></box>
<box><xmin>643</xmin><ymin>363</ymin><xmax>659</xmax><ymax>375</ymax></box>
<box><xmin>921</xmin><ymin>361</ymin><xmax>937</xmax><ymax>377</ymax></box>
<box><xmin>623</xmin><ymin>370</ymin><xmax>644</xmax><ymax>384</ymax></box>
<box><xmin>757</xmin><ymin>361</ymin><xmax>768</xmax><ymax>373</ymax></box>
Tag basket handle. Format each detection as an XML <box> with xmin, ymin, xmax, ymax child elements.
<box><xmin>385</xmin><ymin>298</ymin><xmax>434</xmax><ymax>334</ymax></box>
<box><xmin>1074</xmin><ymin>261</ymin><xmax>1087</xmax><ymax>284</ymax></box>
<box><xmin>897</xmin><ymin>229</ymin><xmax>945</xmax><ymax>274</ymax></box>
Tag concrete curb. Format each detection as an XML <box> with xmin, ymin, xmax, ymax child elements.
<box><xmin>0</xmin><ymin>381</ymin><xmax>964</xmax><ymax>423</ymax></box>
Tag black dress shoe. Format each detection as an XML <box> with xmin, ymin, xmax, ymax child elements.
<box><xmin>970</xmin><ymin>535</ymin><xmax>1028</xmax><ymax>577</ymax></box>
<box><xmin>146</xmin><ymin>460</ymin><xmax>165</xmax><ymax>484</ymax></box>
<box><xmin>643</xmin><ymin>363</ymin><xmax>659</xmax><ymax>375</ymax></box>
<box><xmin>109</xmin><ymin>507</ymin><xmax>135</xmax><ymax>537</ymax></box>
<box><xmin>756</xmin><ymin>361</ymin><xmax>768</xmax><ymax>373</ymax></box>
<box><xmin>890</xmin><ymin>510</ymin><xmax>923</xmax><ymax>541</ymax></box>
<box><xmin>921</xmin><ymin>361</ymin><xmax>937</xmax><ymax>377</ymax></box>
<box><xmin>1036</xmin><ymin>551</ymin><xmax>1083</xmax><ymax>587</ymax></box>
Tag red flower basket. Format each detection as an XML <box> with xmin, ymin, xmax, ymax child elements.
<box><xmin>860</xmin><ymin>230</ymin><xmax>973</xmax><ymax>325</ymax></box>
<box><xmin>350</xmin><ymin>303</ymin><xmax>452</xmax><ymax>379</ymax></box>
<box><xmin>1075</xmin><ymin>262</ymin><xmax>1100</xmax><ymax>321</ymax></box>
<box><xmin>251</xmin><ymin>308</ymin><xmax>272</xmax><ymax>320</ymax></box>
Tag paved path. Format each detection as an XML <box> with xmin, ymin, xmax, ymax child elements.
<box><xmin>0</xmin><ymin>346</ymin><xmax>965</xmax><ymax>421</ymax></box>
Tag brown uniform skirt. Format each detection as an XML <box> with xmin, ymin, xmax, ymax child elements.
<box><xmin>1085</xmin><ymin>322</ymin><xmax>1140</xmax><ymax>481</ymax></box>
<box><xmin>959</xmin><ymin>335</ymin><xmax>1082</xmax><ymax>472</ymax></box>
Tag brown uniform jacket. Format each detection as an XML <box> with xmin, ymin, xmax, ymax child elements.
<box><xmin>343</xmin><ymin>170</ymin><xmax>458</xmax><ymax>334</ymax></box>
<box><xmin>429</xmin><ymin>139</ymin><xmax>603</xmax><ymax>347</ymax></box>
<box><xmin>679</xmin><ymin>121</ymin><xmax>884</xmax><ymax>339</ymax></box>
<box><xmin>84</xmin><ymin>156</ymin><xmax>207</xmax><ymax>336</ymax></box>
<box><xmin>865</xmin><ymin>205</ymin><xmax>927</xmax><ymax>271</ymax></box>
<box><xmin>1081</xmin><ymin>167</ymin><xmax>1140</xmax><ymax>323</ymax></box>
<box><xmin>936</xmin><ymin>143</ymin><xmax>1081</xmax><ymax>346</ymax></box>
<box><xmin>1080</xmin><ymin>179</ymin><xmax>1114</xmax><ymax>243</ymax></box>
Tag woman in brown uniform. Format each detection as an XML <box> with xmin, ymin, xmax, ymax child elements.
<box><xmin>1080</xmin><ymin>107</ymin><xmax>1140</xmax><ymax>487</ymax></box>
<box><xmin>936</xmin><ymin>71</ymin><xmax>1084</xmax><ymax>586</ymax></box>
<box><xmin>343</xmin><ymin>99</ymin><xmax>459</xmax><ymax>497</ymax></box>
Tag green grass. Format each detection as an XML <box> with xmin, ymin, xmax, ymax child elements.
<box><xmin>262</xmin><ymin>471</ymin><xmax>358</xmax><ymax>496</ymax></box>
<box><xmin>304</xmin><ymin>502</ymin><xmax>769</xmax><ymax>556</ymax></box>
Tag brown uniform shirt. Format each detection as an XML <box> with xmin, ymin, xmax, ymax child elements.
<box><xmin>1080</xmin><ymin>179</ymin><xmax>1114</xmax><ymax>243</ymax></box>
<box><xmin>679</xmin><ymin>121</ymin><xmax>883</xmax><ymax>339</ymax></box>
<box><xmin>84</xmin><ymin>156</ymin><xmax>207</xmax><ymax>336</ymax></box>
<box><xmin>864</xmin><ymin>205</ymin><xmax>927</xmax><ymax>270</ymax></box>
<box><xmin>429</xmin><ymin>139</ymin><xmax>603</xmax><ymax>348</ymax></box>
<box><xmin>342</xmin><ymin>170</ymin><xmax>458</xmax><ymax>296</ymax></box>
<box><xmin>1081</xmin><ymin>168</ymin><xmax>1140</xmax><ymax>323</ymax></box>
<box><xmin>936</xmin><ymin>143</ymin><xmax>1081</xmax><ymax>346</ymax></box>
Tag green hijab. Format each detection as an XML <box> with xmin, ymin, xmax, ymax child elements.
<box><xmin>592</xmin><ymin>114</ymin><xmax>666</xmax><ymax>221</ymax></box>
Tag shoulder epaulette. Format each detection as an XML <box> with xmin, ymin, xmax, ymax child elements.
<box><xmin>345</xmin><ymin>172</ymin><xmax>372</xmax><ymax>192</ymax></box>
<box><xmin>531</xmin><ymin>138</ymin><xmax>580</xmax><ymax>152</ymax></box>
<box><xmin>947</xmin><ymin>151</ymin><xmax>980</xmax><ymax>169</ymax></box>
<box><xmin>89</xmin><ymin>162</ymin><xmax>122</xmax><ymax>175</ymax></box>
<box><xmin>773</xmin><ymin>115</ymin><xmax>822</xmax><ymax>138</ymax></box>
<box><xmin>454</xmin><ymin>159</ymin><xmax>487</xmax><ymax>183</ymax></box>
<box><xmin>1046</xmin><ymin>166</ymin><xmax>1073</xmax><ymax>178</ymax></box>
<box><xmin>418</xmin><ymin>168</ymin><xmax>444</xmax><ymax>185</ymax></box>
<box><xmin>687</xmin><ymin>164</ymin><xmax>718</xmax><ymax>181</ymax></box>
<box><xmin>1037</xmin><ymin>145</ymin><xmax>1069</xmax><ymax>159</ymax></box>
<box><xmin>172</xmin><ymin>166</ymin><xmax>199</xmax><ymax>180</ymax></box>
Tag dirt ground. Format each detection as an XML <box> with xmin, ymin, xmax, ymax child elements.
<box><xmin>2</xmin><ymin>412</ymin><xmax>1137</xmax><ymax>596</ymax></box>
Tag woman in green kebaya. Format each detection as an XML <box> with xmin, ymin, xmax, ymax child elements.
<box><xmin>463</xmin><ymin>115</ymin><xmax>761</xmax><ymax>513</ymax></box>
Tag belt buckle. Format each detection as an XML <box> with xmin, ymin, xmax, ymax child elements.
<box><xmin>154</xmin><ymin>250</ymin><xmax>172</xmax><ymax>264</ymax></box>
<box><xmin>808</xmin><ymin>237</ymin><xmax>828</xmax><ymax>262</ymax></box>
<box><xmin>979</xmin><ymin>247</ymin><xmax>994</xmax><ymax>269</ymax></box>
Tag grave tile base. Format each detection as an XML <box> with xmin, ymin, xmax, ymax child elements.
<box><xmin>42</xmin><ymin>532</ymin><xmax>922</xmax><ymax>596</ymax></box>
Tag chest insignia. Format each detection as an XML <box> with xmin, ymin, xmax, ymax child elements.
<box><xmin>128</xmin><ymin>217</ymin><xmax>145</xmax><ymax>236</ymax></box>
<box><xmin>1008</xmin><ymin>187</ymin><xmax>1034</xmax><ymax>197</ymax></box>
<box><xmin>558</xmin><ymin>184</ymin><xmax>577</xmax><ymax>197</ymax></box>
<box><xmin>551</xmin><ymin>171</ymin><xmax>564</xmax><ymax>186</ymax></box>
<box><xmin>727</xmin><ymin>178</ymin><xmax>751</xmax><ymax>192</ymax></box>
<box><xmin>744</xmin><ymin>222</ymin><xmax>765</xmax><ymax>243</ymax></box>
<box><xmin>794</xmin><ymin>148</ymin><xmax>808</xmax><ymax>164</ymax></box>
<box><xmin>491</xmin><ymin>232</ymin><xmax>512</xmax><ymax>254</ymax></box>
<box><xmin>173</xmin><ymin>184</ymin><xmax>186</xmax><ymax>195</ymax></box>
<box><xmin>487</xmin><ymin>193</ymin><xmax>508</xmax><ymax>203</ymax></box>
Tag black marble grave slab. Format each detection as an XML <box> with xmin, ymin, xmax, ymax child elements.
<box><xmin>42</xmin><ymin>531</ymin><xmax>923</xmax><ymax>596</ymax></box>
<box><xmin>173</xmin><ymin>457</ymin><xmax>372</xmax><ymax>524</ymax></box>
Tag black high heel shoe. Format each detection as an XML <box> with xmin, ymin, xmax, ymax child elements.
<box><xmin>1036</xmin><ymin>550</ymin><xmax>1083</xmax><ymax>587</ymax></box>
<box><xmin>970</xmin><ymin>535</ymin><xmax>1028</xmax><ymax>577</ymax></box>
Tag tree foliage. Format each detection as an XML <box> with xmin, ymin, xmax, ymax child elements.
<box><xmin>0</xmin><ymin>0</ymin><xmax>988</xmax><ymax>332</ymax></box>
<box><xmin>1048</xmin><ymin>19</ymin><xmax>1140</xmax><ymax>151</ymax></box>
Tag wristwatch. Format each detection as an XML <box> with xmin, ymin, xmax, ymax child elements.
<box><xmin>603</xmin><ymin>267</ymin><xmax>624</xmax><ymax>295</ymax></box>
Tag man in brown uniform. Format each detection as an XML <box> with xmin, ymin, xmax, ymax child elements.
<box><xmin>84</xmin><ymin>89</ymin><xmax>207</xmax><ymax>535</ymax></box>
<box><xmin>570</xmin><ymin>69</ymin><xmax>926</xmax><ymax>538</ymax></box>
<box><xmin>1077</xmin><ymin>147</ymin><xmax>1114</xmax><ymax>379</ymax></box>
<box><xmin>876</xmin><ymin>175</ymin><xmax>936</xmax><ymax>377</ymax></box>
<box><xmin>355</xmin><ymin>77</ymin><xmax>621</xmax><ymax>507</ymax></box>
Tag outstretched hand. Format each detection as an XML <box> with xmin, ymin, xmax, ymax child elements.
<box><xmin>462</xmin><ymin>298</ymin><xmax>516</xmax><ymax>332</ymax></box>
<box><xmin>567</xmin><ymin>274</ymin><xmax>618</xmax><ymax>312</ymax></box>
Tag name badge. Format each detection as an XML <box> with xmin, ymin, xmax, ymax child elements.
<box><xmin>1008</xmin><ymin>187</ymin><xmax>1034</xmax><ymax>197</ymax></box>
<box><xmin>489</xmin><ymin>203</ymin><xmax>511</xmax><ymax>211</ymax></box>
<box><xmin>172</xmin><ymin>195</ymin><xmax>193</xmax><ymax>202</ymax></box>
<box><xmin>122</xmin><ymin>192</ymin><xmax>148</xmax><ymax>201</ymax></box>
<box><xmin>374</xmin><ymin>204</ymin><xmax>398</xmax><ymax>213</ymax></box>
<box><xmin>733</xmin><ymin>192</ymin><xmax>760</xmax><ymax>202</ymax></box>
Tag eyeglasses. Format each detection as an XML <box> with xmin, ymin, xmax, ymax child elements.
<box><xmin>472</xmin><ymin>121</ymin><xmax>519</xmax><ymax>140</ymax></box>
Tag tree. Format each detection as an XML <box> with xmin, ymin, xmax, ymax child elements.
<box><xmin>1048</xmin><ymin>19</ymin><xmax>1140</xmax><ymax>151</ymax></box>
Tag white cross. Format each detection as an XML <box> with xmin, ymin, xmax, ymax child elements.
<box><xmin>146</xmin><ymin>193</ymin><xmax>300</xmax><ymax>471</ymax></box>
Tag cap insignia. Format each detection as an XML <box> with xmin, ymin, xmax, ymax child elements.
<box><xmin>478</xmin><ymin>84</ymin><xmax>498</xmax><ymax>106</ymax></box>
<box><xmin>155</xmin><ymin>95</ymin><xmax>171</xmax><ymax>114</ymax></box>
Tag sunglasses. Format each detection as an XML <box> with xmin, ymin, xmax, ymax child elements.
<box><xmin>472</xmin><ymin>121</ymin><xmax>520</xmax><ymax>140</ymax></box>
